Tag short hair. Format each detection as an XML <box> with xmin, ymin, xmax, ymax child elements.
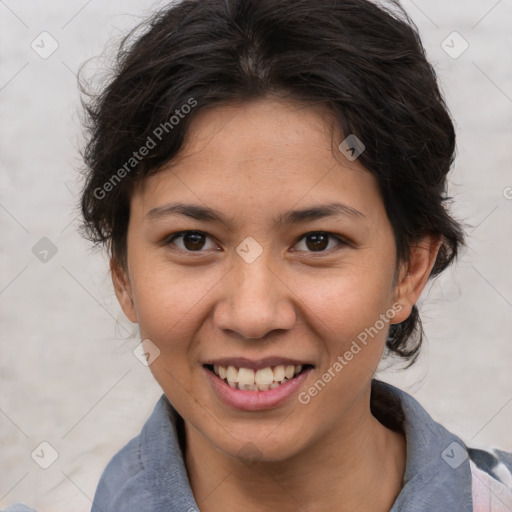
<box><xmin>79</xmin><ymin>0</ymin><xmax>464</xmax><ymax>364</ymax></box>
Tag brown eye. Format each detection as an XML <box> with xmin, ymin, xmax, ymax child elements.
<box><xmin>294</xmin><ymin>232</ymin><xmax>344</xmax><ymax>252</ymax></box>
<box><xmin>182</xmin><ymin>232</ymin><xmax>206</xmax><ymax>250</ymax></box>
<box><xmin>166</xmin><ymin>231</ymin><xmax>217</xmax><ymax>252</ymax></box>
<box><xmin>306</xmin><ymin>233</ymin><xmax>328</xmax><ymax>251</ymax></box>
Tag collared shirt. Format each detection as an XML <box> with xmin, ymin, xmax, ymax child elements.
<box><xmin>4</xmin><ymin>380</ymin><xmax>512</xmax><ymax>511</ymax></box>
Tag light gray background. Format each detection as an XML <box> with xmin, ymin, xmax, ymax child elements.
<box><xmin>1</xmin><ymin>1</ymin><xmax>511</xmax><ymax>510</ymax></box>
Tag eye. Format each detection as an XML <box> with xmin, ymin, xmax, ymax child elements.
<box><xmin>164</xmin><ymin>231</ymin><xmax>219</xmax><ymax>252</ymax></box>
<box><xmin>293</xmin><ymin>232</ymin><xmax>346</xmax><ymax>253</ymax></box>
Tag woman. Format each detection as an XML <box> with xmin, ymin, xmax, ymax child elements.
<box><xmin>4</xmin><ymin>0</ymin><xmax>511</xmax><ymax>510</ymax></box>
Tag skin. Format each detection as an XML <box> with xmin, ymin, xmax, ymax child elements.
<box><xmin>112</xmin><ymin>96</ymin><xmax>440</xmax><ymax>511</ymax></box>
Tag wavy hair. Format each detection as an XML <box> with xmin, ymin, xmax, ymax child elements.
<box><xmin>80</xmin><ymin>0</ymin><xmax>464</xmax><ymax>364</ymax></box>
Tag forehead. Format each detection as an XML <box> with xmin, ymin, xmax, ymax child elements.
<box><xmin>171</xmin><ymin>97</ymin><xmax>342</xmax><ymax>173</ymax></box>
<box><xmin>131</xmin><ymin>97</ymin><xmax>383</xmax><ymax>225</ymax></box>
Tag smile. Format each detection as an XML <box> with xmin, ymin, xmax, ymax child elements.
<box><xmin>204</xmin><ymin>360</ymin><xmax>313</xmax><ymax>411</ymax></box>
<box><xmin>209</xmin><ymin>364</ymin><xmax>305</xmax><ymax>391</ymax></box>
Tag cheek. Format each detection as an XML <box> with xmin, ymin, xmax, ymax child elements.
<box><xmin>129</xmin><ymin>244</ymin><xmax>212</xmax><ymax>317</ymax></box>
<box><xmin>285</xmin><ymin>268</ymin><xmax>395</xmax><ymax>431</ymax></box>
<box><xmin>128</xmin><ymin>257</ymin><xmax>226</xmax><ymax>360</ymax></box>
<box><xmin>129</xmin><ymin>263</ymin><xmax>217</xmax><ymax>408</ymax></box>
<box><xmin>297</xmin><ymin>260</ymin><xmax>396</xmax><ymax>347</ymax></box>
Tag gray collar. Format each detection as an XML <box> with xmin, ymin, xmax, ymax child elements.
<box><xmin>125</xmin><ymin>380</ymin><xmax>473</xmax><ymax>511</ymax></box>
<box><xmin>375</xmin><ymin>380</ymin><xmax>473</xmax><ymax>511</ymax></box>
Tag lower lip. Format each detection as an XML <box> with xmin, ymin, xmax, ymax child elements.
<box><xmin>204</xmin><ymin>367</ymin><xmax>312</xmax><ymax>411</ymax></box>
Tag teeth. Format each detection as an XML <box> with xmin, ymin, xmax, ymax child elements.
<box><xmin>211</xmin><ymin>363</ymin><xmax>305</xmax><ymax>391</ymax></box>
<box><xmin>255</xmin><ymin>368</ymin><xmax>274</xmax><ymax>386</ymax></box>
<box><xmin>226</xmin><ymin>365</ymin><xmax>238</xmax><ymax>384</ymax></box>
<box><xmin>273</xmin><ymin>365</ymin><xmax>286</xmax><ymax>382</ymax></box>
<box><xmin>238</xmin><ymin>368</ymin><xmax>255</xmax><ymax>386</ymax></box>
<box><xmin>285</xmin><ymin>365</ymin><xmax>295</xmax><ymax>379</ymax></box>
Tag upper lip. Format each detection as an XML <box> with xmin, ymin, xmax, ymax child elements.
<box><xmin>203</xmin><ymin>357</ymin><xmax>313</xmax><ymax>371</ymax></box>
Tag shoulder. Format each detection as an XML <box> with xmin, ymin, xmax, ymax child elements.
<box><xmin>1</xmin><ymin>428</ymin><xmax>151</xmax><ymax>512</ymax></box>
<box><xmin>91</xmin><ymin>433</ymin><xmax>150</xmax><ymax>512</ymax></box>
<box><xmin>372</xmin><ymin>380</ymin><xmax>512</xmax><ymax>511</ymax></box>
<box><xmin>91</xmin><ymin>395</ymin><xmax>171</xmax><ymax>512</ymax></box>
<box><xmin>469</xmin><ymin>447</ymin><xmax>512</xmax><ymax>487</ymax></box>
<box><xmin>91</xmin><ymin>394</ymin><xmax>197</xmax><ymax>512</ymax></box>
<box><xmin>469</xmin><ymin>447</ymin><xmax>512</xmax><ymax>511</ymax></box>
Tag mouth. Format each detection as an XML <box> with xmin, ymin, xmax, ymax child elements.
<box><xmin>203</xmin><ymin>359</ymin><xmax>314</xmax><ymax>411</ymax></box>
<box><xmin>204</xmin><ymin>363</ymin><xmax>311</xmax><ymax>391</ymax></box>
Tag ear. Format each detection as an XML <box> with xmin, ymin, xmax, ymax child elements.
<box><xmin>391</xmin><ymin>235</ymin><xmax>442</xmax><ymax>324</ymax></box>
<box><xmin>111</xmin><ymin>258</ymin><xmax>138</xmax><ymax>323</ymax></box>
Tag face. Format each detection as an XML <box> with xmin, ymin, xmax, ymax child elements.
<box><xmin>113</xmin><ymin>97</ymin><xmax>436</xmax><ymax>462</ymax></box>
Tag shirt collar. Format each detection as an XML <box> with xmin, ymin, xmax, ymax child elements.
<box><xmin>141</xmin><ymin>379</ymin><xmax>473</xmax><ymax>511</ymax></box>
<box><xmin>373</xmin><ymin>380</ymin><xmax>473</xmax><ymax>511</ymax></box>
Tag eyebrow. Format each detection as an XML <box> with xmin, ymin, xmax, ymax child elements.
<box><xmin>146</xmin><ymin>201</ymin><xmax>365</xmax><ymax>226</ymax></box>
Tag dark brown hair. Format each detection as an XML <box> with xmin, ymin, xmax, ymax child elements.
<box><xmin>79</xmin><ymin>0</ymin><xmax>464</xmax><ymax>364</ymax></box>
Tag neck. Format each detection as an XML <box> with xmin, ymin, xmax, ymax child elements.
<box><xmin>185</xmin><ymin>386</ymin><xmax>406</xmax><ymax>512</ymax></box>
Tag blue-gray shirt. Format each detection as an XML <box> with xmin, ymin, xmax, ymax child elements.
<box><xmin>5</xmin><ymin>380</ymin><xmax>512</xmax><ymax>511</ymax></box>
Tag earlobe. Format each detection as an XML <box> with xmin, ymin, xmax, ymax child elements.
<box><xmin>391</xmin><ymin>235</ymin><xmax>442</xmax><ymax>324</ymax></box>
<box><xmin>110</xmin><ymin>258</ymin><xmax>138</xmax><ymax>323</ymax></box>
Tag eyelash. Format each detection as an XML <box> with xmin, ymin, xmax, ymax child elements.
<box><xmin>163</xmin><ymin>230</ymin><xmax>349</xmax><ymax>254</ymax></box>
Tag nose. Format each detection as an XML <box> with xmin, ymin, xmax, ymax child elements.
<box><xmin>213</xmin><ymin>254</ymin><xmax>296</xmax><ymax>341</ymax></box>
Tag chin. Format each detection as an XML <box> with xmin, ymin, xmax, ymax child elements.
<box><xmin>204</xmin><ymin>416</ymin><xmax>312</xmax><ymax>464</ymax></box>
